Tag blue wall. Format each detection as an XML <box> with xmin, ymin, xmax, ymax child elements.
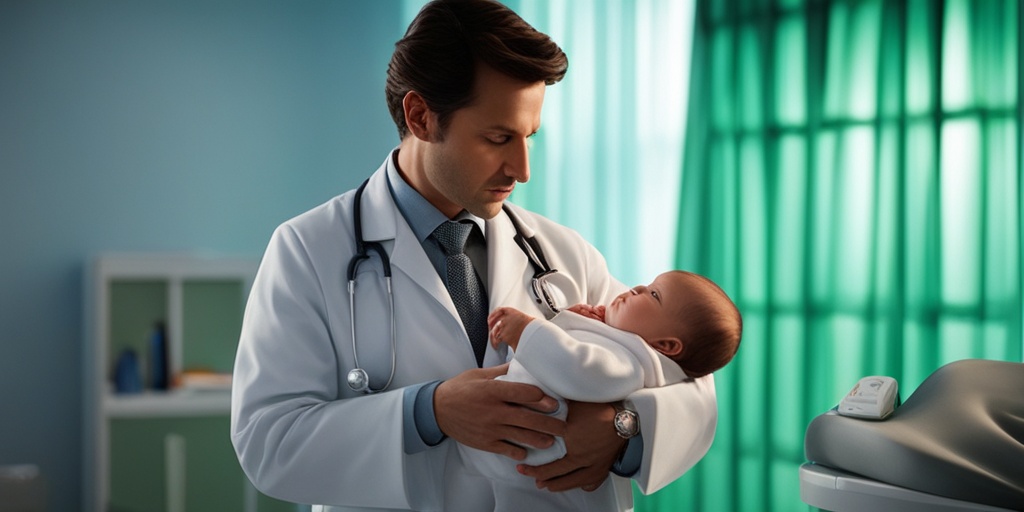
<box><xmin>0</xmin><ymin>2</ymin><xmax>406</xmax><ymax>508</ymax></box>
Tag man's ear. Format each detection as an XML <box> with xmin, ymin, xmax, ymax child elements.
<box><xmin>650</xmin><ymin>337</ymin><xmax>684</xmax><ymax>358</ymax></box>
<box><xmin>403</xmin><ymin>91</ymin><xmax>439</xmax><ymax>142</ymax></box>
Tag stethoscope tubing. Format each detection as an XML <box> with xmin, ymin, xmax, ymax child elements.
<box><xmin>345</xmin><ymin>178</ymin><xmax>397</xmax><ymax>394</ymax></box>
<box><xmin>344</xmin><ymin>177</ymin><xmax>557</xmax><ymax>394</ymax></box>
<box><xmin>347</xmin><ymin>272</ymin><xmax>396</xmax><ymax>394</ymax></box>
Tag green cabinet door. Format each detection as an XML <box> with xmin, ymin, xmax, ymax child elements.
<box><xmin>109</xmin><ymin>416</ymin><xmax>296</xmax><ymax>512</ymax></box>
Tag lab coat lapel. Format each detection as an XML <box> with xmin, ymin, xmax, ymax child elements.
<box><xmin>358</xmin><ymin>166</ymin><xmax>462</xmax><ymax>323</ymax></box>
<box><xmin>486</xmin><ymin>206</ymin><xmax>530</xmax><ymax>313</ymax></box>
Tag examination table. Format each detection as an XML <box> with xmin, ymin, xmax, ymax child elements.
<box><xmin>800</xmin><ymin>359</ymin><xmax>1024</xmax><ymax>511</ymax></box>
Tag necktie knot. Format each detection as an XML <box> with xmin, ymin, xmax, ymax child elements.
<box><xmin>433</xmin><ymin>221</ymin><xmax>473</xmax><ymax>256</ymax></box>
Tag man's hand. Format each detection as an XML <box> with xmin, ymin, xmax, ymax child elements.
<box><xmin>517</xmin><ymin>400</ymin><xmax>626</xmax><ymax>492</ymax></box>
<box><xmin>434</xmin><ymin>364</ymin><xmax>566</xmax><ymax>460</ymax></box>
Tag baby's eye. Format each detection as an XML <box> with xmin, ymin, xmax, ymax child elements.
<box><xmin>651</xmin><ymin>290</ymin><xmax>660</xmax><ymax>299</ymax></box>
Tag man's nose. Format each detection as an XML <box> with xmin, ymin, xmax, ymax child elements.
<box><xmin>505</xmin><ymin>138</ymin><xmax>530</xmax><ymax>183</ymax></box>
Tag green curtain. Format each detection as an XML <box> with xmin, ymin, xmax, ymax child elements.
<box><xmin>506</xmin><ymin>0</ymin><xmax>696</xmax><ymax>287</ymax></box>
<box><xmin>399</xmin><ymin>0</ymin><xmax>1021</xmax><ymax>510</ymax></box>
<box><xmin>659</xmin><ymin>0</ymin><xmax>1022</xmax><ymax>511</ymax></box>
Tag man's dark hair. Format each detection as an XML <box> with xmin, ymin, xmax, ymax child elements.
<box><xmin>385</xmin><ymin>0</ymin><xmax>568</xmax><ymax>140</ymax></box>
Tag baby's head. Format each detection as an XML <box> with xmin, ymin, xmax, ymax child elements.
<box><xmin>605</xmin><ymin>270</ymin><xmax>742</xmax><ymax>378</ymax></box>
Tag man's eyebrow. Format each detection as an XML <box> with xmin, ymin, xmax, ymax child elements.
<box><xmin>485</xmin><ymin>124</ymin><xmax>540</xmax><ymax>137</ymax></box>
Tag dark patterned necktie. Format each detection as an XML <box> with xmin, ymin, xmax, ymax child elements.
<box><xmin>432</xmin><ymin>220</ymin><xmax>489</xmax><ymax>367</ymax></box>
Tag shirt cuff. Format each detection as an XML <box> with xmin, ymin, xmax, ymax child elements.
<box><xmin>611</xmin><ymin>433</ymin><xmax>644</xmax><ymax>477</ymax></box>
<box><xmin>402</xmin><ymin>380</ymin><xmax>447</xmax><ymax>454</ymax></box>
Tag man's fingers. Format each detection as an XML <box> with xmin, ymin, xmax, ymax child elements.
<box><xmin>499</xmin><ymin>423</ymin><xmax>558</xmax><ymax>451</ymax></box>
<box><xmin>519</xmin><ymin>463</ymin><xmax>605</xmax><ymax>493</ymax></box>
<box><xmin>435</xmin><ymin>373</ymin><xmax>568</xmax><ymax>460</ymax></box>
<box><xmin>542</xmin><ymin>472</ymin><xmax>602</xmax><ymax>493</ymax></box>
<box><xmin>491</xmin><ymin>381</ymin><xmax>560</xmax><ymax>414</ymax></box>
<box><xmin>468</xmin><ymin>363</ymin><xmax>509</xmax><ymax>381</ymax></box>
<box><xmin>513</xmin><ymin>400</ymin><xmax>623</xmax><ymax>492</ymax></box>
<box><xmin>467</xmin><ymin>420</ymin><xmax>558</xmax><ymax>458</ymax></box>
<box><xmin>479</xmin><ymin>439</ymin><xmax>528</xmax><ymax>461</ymax></box>
<box><xmin>517</xmin><ymin>457</ymin><xmax>572</xmax><ymax>483</ymax></box>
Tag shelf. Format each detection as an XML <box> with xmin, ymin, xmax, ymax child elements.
<box><xmin>85</xmin><ymin>253</ymin><xmax>268</xmax><ymax>512</ymax></box>
<box><xmin>104</xmin><ymin>390</ymin><xmax>231</xmax><ymax>418</ymax></box>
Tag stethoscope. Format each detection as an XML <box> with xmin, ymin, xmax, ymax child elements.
<box><xmin>345</xmin><ymin>178</ymin><xmax>563</xmax><ymax>394</ymax></box>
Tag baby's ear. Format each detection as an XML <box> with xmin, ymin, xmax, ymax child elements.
<box><xmin>650</xmin><ymin>337</ymin><xmax>684</xmax><ymax>357</ymax></box>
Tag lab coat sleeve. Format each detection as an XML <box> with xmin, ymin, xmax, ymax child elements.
<box><xmin>230</xmin><ymin>223</ymin><xmax>443</xmax><ymax>509</ymax></box>
<box><xmin>515</xmin><ymin>319</ymin><xmax>644</xmax><ymax>402</ymax></box>
<box><xmin>628</xmin><ymin>374</ymin><xmax>717</xmax><ymax>494</ymax></box>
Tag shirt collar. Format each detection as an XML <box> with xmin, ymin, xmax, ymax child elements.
<box><xmin>386</xmin><ymin>148</ymin><xmax>487</xmax><ymax>241</ymax></box>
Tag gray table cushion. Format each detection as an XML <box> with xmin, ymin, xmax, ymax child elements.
<box><xmin>805</xmin><ymin>359</ymin><xmax>1024</xmax><ymax>511</ymax></box>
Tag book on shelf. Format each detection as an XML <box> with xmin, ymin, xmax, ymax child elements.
<box><xmin>174</xmin><ymin>370</ymin><xmax>233</xmax><ymax>391</ymax></box>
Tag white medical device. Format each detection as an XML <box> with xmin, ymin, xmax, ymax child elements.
<box><xmin>344</xmin><ymin>178</ymin><xmax>565</xmax><ymax>394</ymax></box>
<box><xmin>837</xmin><ymin>376</ymin><xmax>899</xmax><ymax>420</ymax></box>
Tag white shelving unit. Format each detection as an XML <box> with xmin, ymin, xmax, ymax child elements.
<box><xmin>82</xmin><ymin>253</ymin><xmax>273</xmax><ymax>512</ymax></box>
<box><xmin>104</xmin><ymin>390</ymin><xmax>232</xmax><ymax>418</ymax></box>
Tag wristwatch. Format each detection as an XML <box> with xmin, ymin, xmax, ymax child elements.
<box><xmin>612</xmin><ymin>402</ymin><xmax>640</xmax><ymax>439</ymax></box>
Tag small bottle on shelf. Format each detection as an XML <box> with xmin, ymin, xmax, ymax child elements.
<box><xmin>148</xmin><ymin>322</ymin><xmax>169</xmax><ymax>391</ymax></box>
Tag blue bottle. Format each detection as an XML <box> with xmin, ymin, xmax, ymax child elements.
<box><xmin>114</xmin><ymin>349</ymin><xmax>142</xmax><ymax>394</ymax></box>
<box><xmin>149</xmin><ymin>322</ymin><xmax>169</xmax><ymax>390</ymax></box>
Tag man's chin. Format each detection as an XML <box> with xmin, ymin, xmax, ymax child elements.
<box><xmin>472</xmin><ymin>202</ymin><xmax>504</xmax><ymax>220</ymax></box>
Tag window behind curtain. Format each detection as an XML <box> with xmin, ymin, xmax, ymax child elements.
<box><xmin>669</xmin><ymin>0</ymin><xmax>1021</xmax><ymax>511</ymax></box>
<box><xmin>507</xmin><ymin>0</ymin><xmax>695</xmax><ymax>287</ymax></box>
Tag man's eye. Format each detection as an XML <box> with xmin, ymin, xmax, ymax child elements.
<box><xmin>489</xmin><ymin>135</ymin><xmax>511</xmax><ymax>144</ymax></box>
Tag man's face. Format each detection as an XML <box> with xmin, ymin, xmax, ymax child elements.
<box><xmin>421</xmin><ymin>65</ymin><xmax>546</xmax><ymax>219</ymax></box>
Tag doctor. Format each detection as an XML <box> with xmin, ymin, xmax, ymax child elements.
<box><xmin>230</xmin><ymin>1</ymin><xmax>717</xmax><ymax>511</ymax></box>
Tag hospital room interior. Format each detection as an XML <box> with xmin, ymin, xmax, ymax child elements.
<box><xmin>1</xmin><ymin>0</ymin><xmax>1021</xmax><ymax>511</ymax></box>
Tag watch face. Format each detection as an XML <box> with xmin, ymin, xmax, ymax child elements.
<box><xmin>615</xmin><ymin>410</ymin><xmax>639</xmax><ymax>438</ymax></box>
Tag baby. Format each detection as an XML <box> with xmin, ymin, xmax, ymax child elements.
<box><xmin>461</xmin><ymin>270</ymin><xmax>742</xmax><ymax>511</ymax></box>
<box><xmin>490</xmin><ymin>269</ymin><xmax>742</xmax><ymax>380</ymax></box>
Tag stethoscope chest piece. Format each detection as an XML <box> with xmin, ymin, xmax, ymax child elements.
<box><xmin>347</xmin><ymin>368</ymin><xmax>370</xmax><ymax>393</ymax></box>
<box><xmin>530</xmin><ymin>270</ymin><xmax>575</xmax><ymax>314</ymax></box>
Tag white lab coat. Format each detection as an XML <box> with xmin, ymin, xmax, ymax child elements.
<box><xmin>230</xmin><ymin>153</ymin><xmax>718</xmax><ymax>512</ymax></box>
<box><xmin>459</xmin><ymin>313</ymin><xmax>692</xmax><ymax>512</ymax></box>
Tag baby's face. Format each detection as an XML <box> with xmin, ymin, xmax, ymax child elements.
<box><xmin>605</xmin><ymin>272</ymin><xmax>686</xmax><ymax>342</ymax></box>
